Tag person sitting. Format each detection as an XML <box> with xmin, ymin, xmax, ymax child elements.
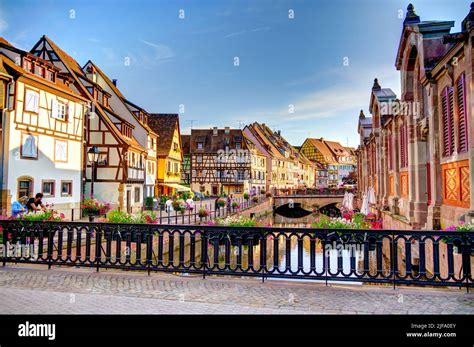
<box><xmin>26</xmin><ymin>193</ymin><xmax>45</xmax><ymax>212</ymax></box>
<box><xmin>11</xmin><ymin>196</ymin><xmax>29</xmax><ymax>217</ymax></box>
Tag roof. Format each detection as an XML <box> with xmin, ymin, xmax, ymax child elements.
<box><xmin>87</xmin><ymin>60</ymin><xmax>158</xmax><ymax>137</ymax></box>
<box><xmin>0</xmin><ymin>52</ymin><xmax>86</xmax><ymax>102</ymax></box>
<box><xmin>189</xmin><ymin>128</ymin><xmax>248</xmax><ymax>153</ymax></box>
<box><xmin>38</xmin><ymin>36</ymin><xmax>144</xmax><ymax>152</ymax></box>
<box><xmin>324</xmin><ymin>140</ymin><xmax>350</xmax><ymax>158</ymax></box>
<box><xmin>304</xmin><ymin>138</ymin><xmax>338</xmax><ymax>164</ymax></box>
<box><xmin>147</xmin><ymin>114</ymin><xmax>180</xmax><ymax>156</ymax></box>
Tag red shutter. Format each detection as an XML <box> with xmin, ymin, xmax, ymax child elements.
<box><xmin>441</xmin><ymin>87</ymin><xmax>455</xmax><ymax>156</ymax></box>
<box><xmin>400</xmin><ymin>123</ymin><xmax>408</xmax><ymax>168</ymax></box>
<box><xmin>457</xmin><ymin>74</ymin><xmax>468</xmax><ymax>153</ymax></box>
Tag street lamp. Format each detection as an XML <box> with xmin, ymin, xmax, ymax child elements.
<box><xmin>87</xmin><ymin>145</ymin><xmax>100</xmax><ymax>198</ymax></box>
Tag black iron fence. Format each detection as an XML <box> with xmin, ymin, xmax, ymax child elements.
<box><xmin>0</xmin><ymin>220</ymin><xmax>472</xmax><ymax>290</ymax></box>
<box><xmin>273</xmin><ymin>188</ymin><xmax>354</xmax><ymax>196</ymax></box>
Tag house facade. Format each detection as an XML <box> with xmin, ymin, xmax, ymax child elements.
<box><xmin>148</xmin><ymin>114</ymin><xmax>185</xmax><ymax>197</ymax></box>
<box><xmin>31</xmin><ymin>35</ymin><xmax>147</xmax><ymax>213</ymax></box>
<box><xmin>0</xmin><ymin>38</ymin><xmax>87</xmax><ymax>218</ymax></box>
<box><xmin>190</xmin><ymin>127</ymin><xmax>250</xmax><ymax>197</ymax></box>
<box><xmin>357</xmin><ymin>4</ymin><xmax>474</xmax><ymax>229</ymax></box>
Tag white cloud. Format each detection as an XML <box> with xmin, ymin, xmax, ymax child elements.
<box><xmin>140</xmin><ymin>39</ymin><xmax>175</xmax><ymax>64</ymax></box>
<box><xmin>224</xmin><ymin>26</ymin><xmax>270</xmax><ymax>38</ymax></box>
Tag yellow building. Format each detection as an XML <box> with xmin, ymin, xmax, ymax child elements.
<box><xmin>148</xmin><ymin>114</ymin><xmax>187</xmax><ymax>197</ymax></box>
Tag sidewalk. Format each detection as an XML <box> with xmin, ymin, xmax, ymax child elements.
<box><xmin>1</xmin><ymin>265</ymin><xmax>472</xmax><ymax>314</ymax></box>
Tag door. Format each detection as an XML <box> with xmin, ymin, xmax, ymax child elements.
<box><xmin>212</xmin><ymin>185</ymin><xmax>218</xmax><ymax>196</ymax></box>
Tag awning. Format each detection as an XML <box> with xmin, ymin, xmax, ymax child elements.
<box><xmin>163</xmin><ymin>183</ymin><xmax>191</xmax><ymax>192</ymax></box>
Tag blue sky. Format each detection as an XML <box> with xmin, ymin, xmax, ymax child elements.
<box><xmin>0</xmin><ymin>0</ymin><xmax>470</xmax><ymax>146</ymax></box>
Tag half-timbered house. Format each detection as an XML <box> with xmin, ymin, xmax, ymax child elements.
<box><xmin>0</xmin><ymin>38</ymin><xmax>87</xmax><ymax>218</ymax></box>
<box><xmin>190</xmin><ymin>127</ymin><xmax>250</xmax><ymax>197</ymax></box>
<box><xmin>30</xmin><ymin>35</ymin><xmax>146</xmax><ymax>213</ymax></box>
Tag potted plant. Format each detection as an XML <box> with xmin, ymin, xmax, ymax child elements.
<box><xmin>231</xmin><ymin>201</ymin><xmax>240</xmax><ymax>210</ymax></box>
<box><xmin>172</xmin><ymin>199</ymin><xmax>186</xmax><ymax>214</ymax></box>
<box><xmin>216</xmin><ymin>198</ymin><xmax>227</xmax><ymax>208</ymax></box>
<box><xmin>252</xmin><ymin>196</ymin><xmax>259</xmax><ymax>203</ymax></box>
<box><xmin>243</xmin><ymin>192</ymin><xmax>249</xmax><ymax>200</ymax></box>
<box><xmin>265</xmin><ymin>192</ymin><xmax>272</xmax><ymax>198</ymax></box>
<box><xmin>82</xmin><ymin>198</ymin><xmax>110</xmax><ymax>222</ymax></box>
<box><xmin>198</xmin><ymin>207</ymin><xmax>209</xmax><ymax>221</ymax></box>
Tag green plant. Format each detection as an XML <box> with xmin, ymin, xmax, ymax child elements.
<box><xmin>243</xmin><ymin>192</ymin><xmax>249</xmax><ymax>200</ymax></box>
<box><xmin>145</xmin><ymin>196</ymin><xmax>154</xmax><ymax>208</ymax></box>
<box><xmin>82</xmin><ymin>198</ymin><xmax>110</xmax><ymax>216</ymax></box>
<box><xmin>16</xmin><ymin>209</ymin><xmax>65</xmax><ymax>222</ymax></box>
<box><xmin>216</xmin><ymin>198</ymin><xmax>227</xmax><ymax>207</ymax></box>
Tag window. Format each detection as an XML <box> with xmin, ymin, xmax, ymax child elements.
<box><xmin>441</xmin><ymin>87</ymin><xmax>455</xmax><ymax>157</ymax></box>
<box><xmin>173</xmin><ymin>142</ymin><xmax>179</xmax><ymax>151</ymax></box>
<box><xmin>235</xmin><ymin>142</ymin><xmax>241</xmax><ymax>149</ymax></box>
<box><xmin>134</xmin><ymin>187</ymin><xmax>140</xmax><ymax>203</ymax></box>
<box><xmin>400</xmin><ymin>123</ymin><xmax>408</xmax><ymax>167</ymax></box>
<box><xmin>61</xmin><ymin>181</ymin><xmax>72</xmax><ymax>197</ymax></box>
<box><xmin>54</xmin><ymin>140</ymin><xmax>68</xmax><ymax>162</ymax></box>
<box><xmin>52</xmin><ymin>100</ymin><xmax>68</xmax><ymax>120</ymax></box>
<box><xmin>21</xmin><ymin>133</ymin><xmax>38</xmax><ymax>159</ymax></box>
<box><xmin>197</xmin><ymin>142</ymin><xmax>203</xmax><ymax>150</ymax></box>
<box><xmin>24</xmin><ymin>89</ymin><xmax>39</xmax><ymax>113</ymax></box>
<box><xmin>42</xmin><ymin>180</ymin><xmax>55</xmax><ymax>197</ymax></box>
<box><xmin>456</xmin><ymin>74</ymin><xmax>468</xmax><ymax>153</ymax></box>
<box><xmin>17</xmin><ymin>177</ymin><xmax>33</xmax><ymax>199</ymax></box>
<box><xmin>37</xmin><ymin>66</ymin><xmax>45</xmax><ymax>78</ymax></box>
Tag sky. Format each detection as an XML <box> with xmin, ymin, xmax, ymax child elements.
<box><xmin>0</xmin><ymin>0</ymin><xmax>470</xmax><ymax>147</ymax></box>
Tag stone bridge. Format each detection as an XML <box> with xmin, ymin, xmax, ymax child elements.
<box><xmin>272</xmin><ymin>195</ymin><xmax>345</xmax><ymax>218</ymax></box>
<box><xmin>273</xmin><ymin>195</ymin><xmax>344</xmax><ymax>208</ymax></box>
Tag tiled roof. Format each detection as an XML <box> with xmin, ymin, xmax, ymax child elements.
<box><xmin>189</xmin><ymin>128</ymin><xmax>248</xmax><ymax>153</ymax></box>
<box><xmin>305</xmin><ymin>138</ymin><xmax>338</xmax><ymax>164</ymax></box>
<box><xmin>148</xmin><ymin>114</ymin><xmax>180</xmax><ymax>156</ymax></box>
<box><xmin>324</xmin><ymin>140</ymin><xmax>350</xmax><ymax>158</ymax></box>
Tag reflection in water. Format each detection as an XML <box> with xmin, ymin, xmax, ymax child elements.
<box><xmin>158</xmin><ymin>214</ymin><xmax>363</xmax><ymax>278</ymax></box>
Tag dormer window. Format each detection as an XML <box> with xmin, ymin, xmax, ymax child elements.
<box><xmin>122</xmin><ymin>123</ymin><xmax>132</xmax><ymax>138</ymax></box>
<box><xmin>103</xmin><ymin>94</ymin><xmax>109</xmax><ymax>108</ymax></box>
<box><xmin>45</xmin><ymin>70</ymin><xmax>55</xmax><ymax>82</ymax></box>
<box><xmin>37</xmin><ymin>65</ymin><xmax>45</xmax><ymax>78</ymax></box>
<box><xmin>22</xmin><ymin>59</ymin><xmax>34</xmax><ymax>74</ymax></box>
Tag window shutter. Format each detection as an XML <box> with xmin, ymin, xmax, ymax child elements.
<box><xmin>457</xmin><ymin>74</ymin><xmax>468</xmax><ymax>153</ymax></box>
<box><xmin>51</xmin><ymin>99</ymin><xmax>59</xmax><ymax>119</ymax></box>
<box><xmin>448</xmin><ymin>87</ymin><xmax>455</xmax><ymax>154</ymax></box>
<box><xmin>441</xmin><ymin>88</ymin><xmax>454</xmax><ymax>156</ymax></box>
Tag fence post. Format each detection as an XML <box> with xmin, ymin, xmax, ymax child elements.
<box><xmin>463</xmin><ymin>232</ymin><xmax>471</xmax><ymax>293</ymax></box>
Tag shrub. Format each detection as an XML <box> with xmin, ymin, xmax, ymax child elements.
<box><xmin>16</xmin><ymin>209</ymin><xmax>65</xmax><ymax>222</ymax></box>
<box><xmin>106</xmin><ymin>210</ymin><xmax>158</xmax><ymax>224</ymax></box>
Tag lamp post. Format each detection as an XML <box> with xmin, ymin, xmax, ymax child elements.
<box><xmin>87</xmin><ymin>145</ymin><xmax>100</xmax><ymax>198</ymax></box>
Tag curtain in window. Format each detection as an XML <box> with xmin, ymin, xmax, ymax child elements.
<box><xmin>22</xmin><ymin>135</ymin><xmax>37</xmax><ymax>157</ymax></box>
<box><xmin>55</xmin><ymin>141</ymin><xmax>67</xmax><ymax>161</ymax></box>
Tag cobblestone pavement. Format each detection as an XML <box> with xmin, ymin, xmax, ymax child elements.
<box><xmin>0</xmin><ymin>265</ymin><xmax>473</xmax><ymax>314</ymax></box>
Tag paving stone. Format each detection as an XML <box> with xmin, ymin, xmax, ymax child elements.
<box><xmin>0</xmin><ymin>265</ymin><xmax>472</xmax><ymax>314</ymax></box>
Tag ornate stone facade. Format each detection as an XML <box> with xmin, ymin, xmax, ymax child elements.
<box><xmin>357</xmin><ymin>4</ymin><xmax>474</xmax><ymax>230</ymax></box>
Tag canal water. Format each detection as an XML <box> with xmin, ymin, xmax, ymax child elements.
<box><xmin>158</xmin><ymin>213</ymin><xmax>366</xmax><ymax>280</ymax></box>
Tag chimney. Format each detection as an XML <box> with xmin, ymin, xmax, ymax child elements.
<box><xmin>359</xmin><ymin>110</ymin><xmax>365</xmax><ymax>119</ymax></box>
<box><xmin>213</xmin><ymin>127</ymin><xmax>218</xmax><ymax>136</ymax></box>
<box><xmin>112</xmin><ymin>79</ymin><xmax>118</xmax><ymax>87</ymax></box>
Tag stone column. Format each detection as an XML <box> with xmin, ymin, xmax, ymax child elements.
<box><xmin>426</xmin><ymin>83</ymin><xmax>442</xmax><ymax>230</ymax></box>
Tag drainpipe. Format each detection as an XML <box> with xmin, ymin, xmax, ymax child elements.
<box><xmin>0</xmin><ymin>80</ymin><xmax>14</xmax><ymax>214</ymax></box>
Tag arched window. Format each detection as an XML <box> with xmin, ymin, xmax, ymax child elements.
<box><xmin>17</xmin><ymin>176</ymin><xmax>34</xmax><ymax>199</ymax></box>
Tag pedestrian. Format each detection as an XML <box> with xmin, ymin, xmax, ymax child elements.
<box><xmin>165</xmin><ymin>196</ymin><xmax>174</xmax><ymax>213</ymax></box>
<box><xmin>26</xmin><ymin>193</ymin><xmax>45</xmax><ymax>212</ymax></box>
<box><xmin>11</xmin><ymin>196</ymin><xmax>29</xmax><ymax>217</ymax></box>
<box><xmin>186</xmin><ymin>195</ymin><xmax>195</xmax><ymax>211</ymax></box>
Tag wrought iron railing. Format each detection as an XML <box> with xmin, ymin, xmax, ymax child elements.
<box><xmin>273</xmin><ymin>188</ymin><xmax>354</xmax><ymax>196</ymax></box>
<box><xmin>0</xmin><ymin>221</ymin><xmax>472</xmax><ymax>290</ymax></box>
